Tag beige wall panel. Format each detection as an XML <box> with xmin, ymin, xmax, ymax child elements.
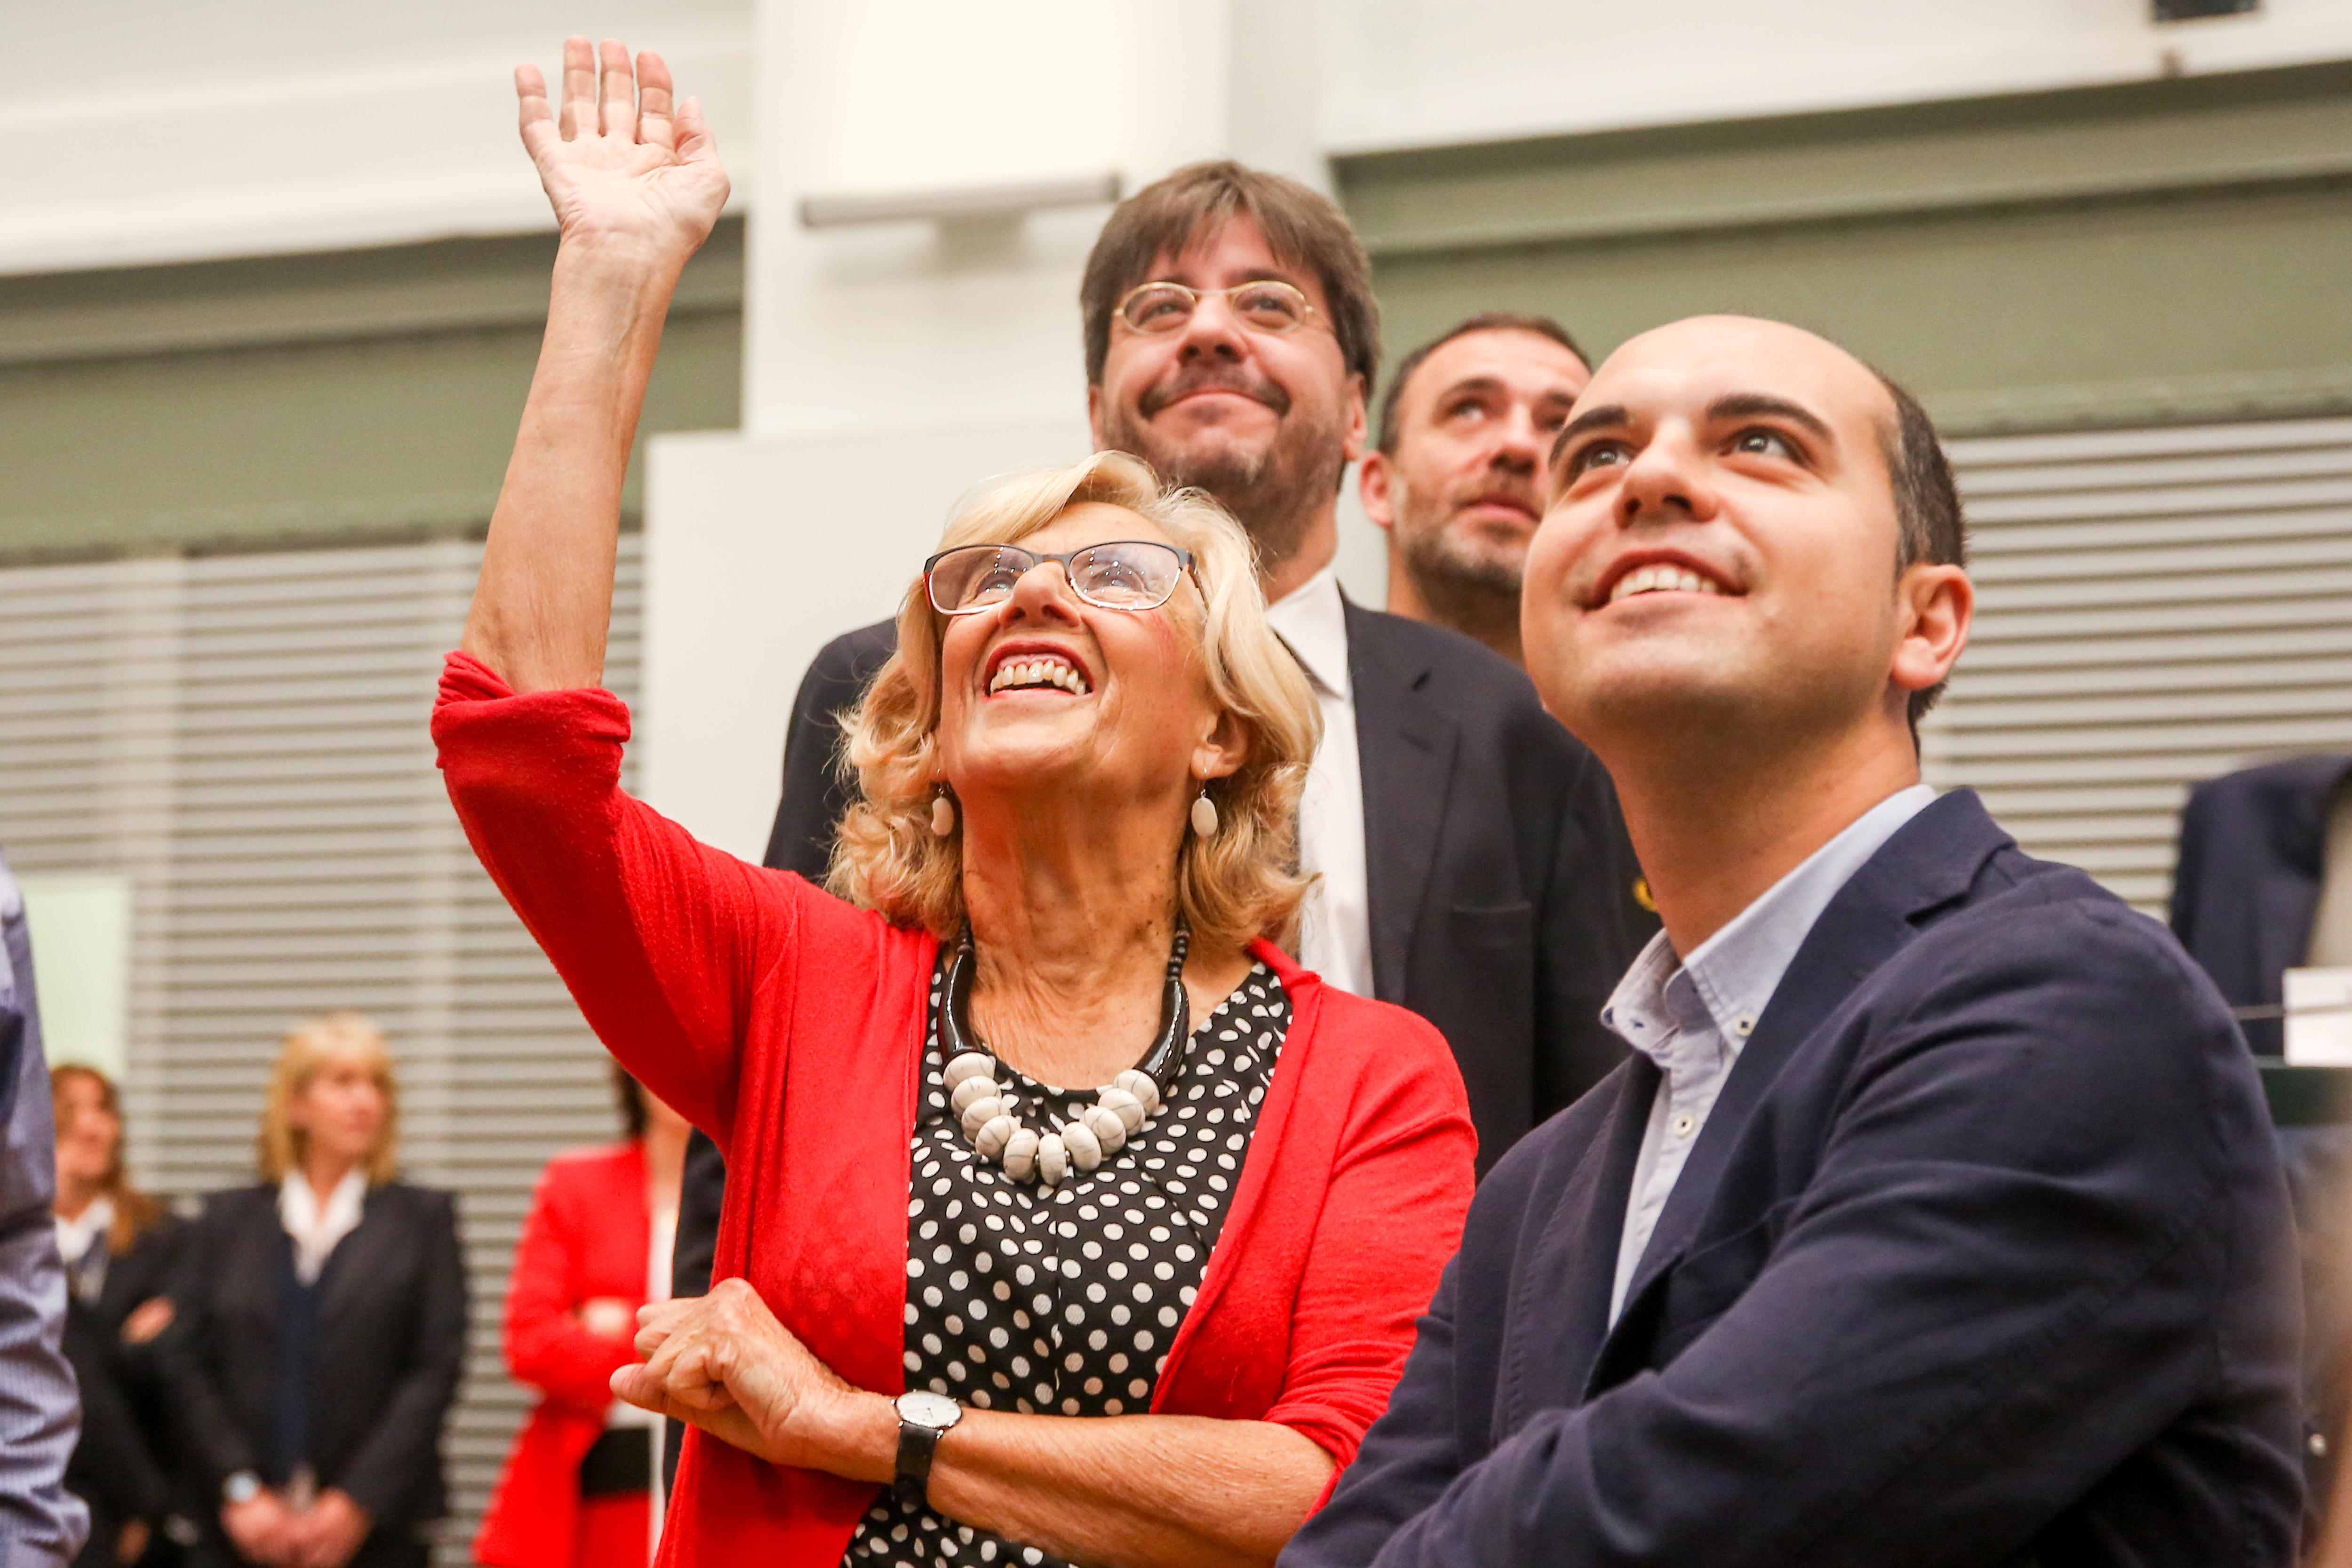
<box><xmin>0</xmin><ymin>226</ymin><xmax>742</xmax><ymax>560</ymax></box>
<box><xmin>1366</xmin><ymin>179</ymin><xmax>2352</xmax><ymax>436</ymax></box>
<box><xmin>1346</xmin><ymin>64</ymin><xmax>2352</xmax><ymax>436</ymax></box>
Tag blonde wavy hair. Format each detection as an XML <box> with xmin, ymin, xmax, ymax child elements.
<box><xmin>828</xmin><ymin>451</ymin><xmax>1320</xmax><ymax>953</ymax></box>
<box><xmin>257</xmin><ymin>1012</ymin><xmax>401</xmax><ymax>1185</ymax></box>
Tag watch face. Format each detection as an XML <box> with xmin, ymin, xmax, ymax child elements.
<box><xmin>896</xmin><ymin>1391</ymin><xmax>962</xmax><ymax>1430</ymax></box>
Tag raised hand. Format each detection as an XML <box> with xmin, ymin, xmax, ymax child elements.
<box><xmin>516</xmin><ymin>37</ymin><xmax>729</xmax><ymax>263</ymax></box>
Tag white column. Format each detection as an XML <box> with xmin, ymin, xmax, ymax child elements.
<box><xmin>643</xmin><ymin>0</ymin><xmax>1255</xmax><ymax>856</ymax></box>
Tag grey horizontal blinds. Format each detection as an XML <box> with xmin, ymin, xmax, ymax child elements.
<box><xmin>1927</xmin><ymin>416</ymin><xmax>2352</xmax><ymax>915</ymax></box>
<box><xmin>0</xmin><ymin>536</ymin><xmax>644</xmax><ymax>1564</ymax></box>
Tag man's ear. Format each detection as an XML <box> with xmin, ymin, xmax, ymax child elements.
<box><xmin>1340</xmin><ymin>372</ymin><xmax>1369</xmax><ymax>466</ymax></box>
<box><xmin>1359</xmin><ymin>449</ymin><xmax>1399</xmax><ymax>532</ymax></box>
<box><xmin>1086</xmin><ymin>382</ymin><xmax>1107</xmax><ymax>450</ymax></box>
<box><xmin>1890</xmin><ymin>562</ymin><xmax>1972</xmax><ymax>701</ymax></box>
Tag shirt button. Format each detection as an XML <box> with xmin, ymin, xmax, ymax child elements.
<box><xmin>1733</xmin><ymin>1015</ymin><xmax>1756</xmax><ymax>1038</ymax></box>
<box><xmin>1672</xmin><ymin>1112</ymin><xmax>1697</xmax><ymax>1139</ymax></box>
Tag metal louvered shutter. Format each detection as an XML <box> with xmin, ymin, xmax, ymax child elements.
<box><xmin>1926</xmin><ymin>416</ymin><xmax>2352</xmax><ymax>915</ymax></box>
<box><xmin>0</xmin><ymin>535</ymin><xmax>645</xmax><ymax>1565</ymax></box>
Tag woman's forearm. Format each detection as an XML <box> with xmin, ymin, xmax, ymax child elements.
<box><xmin>462</xmin><ymin>242</ymin><xmax>683</xmax><ymax>692</ymax></box>
<box><xmin>821</xmin><ymin>1393</ymin><xmax>1335</xmax><ymax>1568</ymax></box>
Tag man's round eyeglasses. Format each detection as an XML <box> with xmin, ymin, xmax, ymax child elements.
<box><xmin>1115</xmin><ymin>279</ymin><xmax>1325</xmax><ymax>339</ymax></box>
<box><xmin>924</xmin><ymin>541</ymin><xmax>1196</xmax><ymax>616</ymax></box>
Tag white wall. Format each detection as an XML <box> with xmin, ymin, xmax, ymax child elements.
<box><xmin>1324</xmin><ymin>0</ymin><xmax>2352</xmax><ymax>152</ymax></box>
<box><xmin>640</xmin><ymin>0</ymin><xmax>1364</xmax><ymax>858</ymax></box>
<box><xmin>0</xmin><ymin>0</ymin><xmax>752</xmax><ymax>272</ymax></box>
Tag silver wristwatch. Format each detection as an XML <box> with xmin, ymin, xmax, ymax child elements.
<box><xmin>892</xmin><ymin>1391</ymin><xmax>964</xmax><ymax>1507</ymax></box>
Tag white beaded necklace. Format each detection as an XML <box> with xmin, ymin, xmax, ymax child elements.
<box><xmin>940</xmin><ymin>921</ymin><xmax>1191</xmax><ymax>1187</ymax></box>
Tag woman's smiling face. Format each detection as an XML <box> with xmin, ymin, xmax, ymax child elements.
<box><xmin>932</xmin><ymin>501</ymin><xmax>1234</xmax><ymax>815</ymax></box>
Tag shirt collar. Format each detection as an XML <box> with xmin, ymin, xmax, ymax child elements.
<box><xmin>279</xmin><ymin>1168</ymin><xmax>369</xmax><ymax>1285</ymax></box>
<box><xmin>1603</xmin><ymin>783</ymin><xmax>1937</xmax><ymax>1068</ymax></box>
<box><xmin>1262</xmin><ymin>566</ymin><xmax>1350</xmax><ymax>700</ymax></box>
<box><xmin>55</xmin><ymin>1198</ymin><xmax>114</xmax><ymax>1266</ymax></box>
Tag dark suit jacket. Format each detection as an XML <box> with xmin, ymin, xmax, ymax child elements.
<box><xmin>759</xmin><ymin>605</ymin><xmax>1650</xmax><ymax>1162</ymax></box>
<box><xmin>166</xmin><ymin>1183</ymin><xmax>467</xmax><ymax>1540</ymax></box>
<box><xmin>1283</xmin><ymin>790</ymin><xmax>2304</xmax><ymax>1568</ymax></box>
<box><xmin>62</xmin><ymin>1216</ymin><xmax>186</xmax><ymax>1553</ymax></box>
<box><xmin>2170</xmin><ymin>753</ymin><xmax>2352</xmax><ymax>1056</ymax></box>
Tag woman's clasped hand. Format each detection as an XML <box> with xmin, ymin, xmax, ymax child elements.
<box><xmin>615</xmin><ymin>1280</ymin><xmax>881</xmax><ymax>1477</ymax></box>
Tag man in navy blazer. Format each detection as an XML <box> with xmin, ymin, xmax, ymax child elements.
<box><xmin>1283</xmin><ymin>316</ymin><xmax>2304</xmax><ymax>1566</ymax></box>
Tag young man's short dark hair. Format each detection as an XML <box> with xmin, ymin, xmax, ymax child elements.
<box><xmin>1080</xmin><ymin>160</ymin><xmax>1382</xmax><ymax>396</ymax></box>
<box><xmin>1378</xmin><ymin>312</ymin><xmax>1587</xmax><ymax>456</ymax></box>
<box><xmin>1871</xmin><ymin>370</ymin><xmax>1967</xmax><ymax>730</ymax></box>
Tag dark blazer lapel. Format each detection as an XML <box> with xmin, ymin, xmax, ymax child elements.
<box><xmin>1596</xmin><ymin>792</ymin><xmax>2015</xmax><ymax>1370</ymax></box>
<box><xmin>1521</xmin><ymin>1057</ymin><xmax>1658</xmax><ymax>1415</ymax></box>
<box><xmin>1344</xmin><ymin>604</ymin><xmax>1457</xmax><ymax>1003</ymax></box>
<box><xmin>319</xmin><ymin>1186</ymin><xmax>391</xmax><ymax>1328</ymax></box>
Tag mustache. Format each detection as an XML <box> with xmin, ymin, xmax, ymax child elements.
<box><xmin>1137</xmin><ymin>366</ymin><xmax>1292</xmax><ymax>420</ymax></box>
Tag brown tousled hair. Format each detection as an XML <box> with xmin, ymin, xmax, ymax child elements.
<box><xmin>1080</xmin><ymin>161</ymin><xmax>1382</xmax><ymax>397</ymax></box>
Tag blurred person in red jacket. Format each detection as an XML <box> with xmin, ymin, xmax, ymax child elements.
<box><xmin>477</xmin><ymin>1071</ymin><xmax>690</xmax><ymax>1568</ymax></box>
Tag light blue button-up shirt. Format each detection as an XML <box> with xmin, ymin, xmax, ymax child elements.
<box><xmin>1604</xmin><ymin>785</ymin><xmax>1937</xmax><ymax>1324</ymax></box>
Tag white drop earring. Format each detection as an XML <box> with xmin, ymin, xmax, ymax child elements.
<box><xmin>1190</xmin><ymin>787</ymin><xmax>1219</xmax><ymax>838</ymax></box>
<box><xmin>931</xmin><ymin>788</ymin><xmax>957</xmax><ymax>838</ymax></box>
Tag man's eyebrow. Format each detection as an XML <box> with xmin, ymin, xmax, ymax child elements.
<box><xmin>1434</xmin><ymin>374</ymin><xmax>1508</xmax><ymax>402</ymax></box>
<box><xmin>1708</xmin><ymin>392</ymin><xmax>1835</xmax><ymax>446</ymax></box>
<box><xmin>1548</xmin><ymin>403</ymin><xmax>1630</xmax><ymax>470</ymax></box>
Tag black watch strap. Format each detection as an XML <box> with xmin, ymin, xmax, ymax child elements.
<box><xmin>893</xmin><ymin>1420</ymin><xmax>947</xmax><ymax>1508</ymax></box>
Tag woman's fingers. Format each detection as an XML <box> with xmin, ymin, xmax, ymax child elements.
<box><xmin>635</xmin><ymin>50</ymin><xmax>676</xmax><ymax>151</ymax></box>
<box><xmin>676</xmin><ymin>96</ymin><xmax>718</xmax><ymax>169</ymax></box>
<box><xmin>556</xmin><ymin>36</ymin><xmax>597</xmax><ymax>141</ymax></box>
<box><xmin>515</xmin><ymin>64</ymin><xmax>558</xmax><ymax>163</ymax></box>
<box><xmin>597</xmin><ymin>38</ymin><xmax>635</xmax><ymax>139</ymax></box>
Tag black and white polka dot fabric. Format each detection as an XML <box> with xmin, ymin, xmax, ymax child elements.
<box><xmin>845</xmin><ymin>959</ymin><xmax>1290</xmax><ymax>1568</ymax></box>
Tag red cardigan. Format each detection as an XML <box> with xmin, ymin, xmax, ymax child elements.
<box><xmin>433</xmin><ymin>653</ymin><xmax>1477</xmax><ymax>1568</ymax></box>
<box><xmin>476</xmin><ymin>1141</ymin><xmax>653</xmax><ymax>1568</ymax></box>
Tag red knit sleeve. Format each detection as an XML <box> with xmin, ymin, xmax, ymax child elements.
<box><xmin>1261</xmin><ymin>999</ymin><xmax>1476</xmax><ymax>1496</ymax></box>
<box><xmin>431</xmin><ymin>650</ymin><xmax>799</xmax><ymax>1142</ymax></box>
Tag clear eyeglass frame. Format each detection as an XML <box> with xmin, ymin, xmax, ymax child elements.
<box><xmin>923</xmin><ymin>540</ymin><xmax>1197</xmax><ymax>616</ymax></box>
<box><xmin>1113</xmin><ymin>279</ymin><xmax>1326</xmax><ymax>338</ymax></box>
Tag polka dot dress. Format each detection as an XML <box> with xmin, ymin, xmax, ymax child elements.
<box><xmin>845</xmin><ymin>958</ymin><xmax>1290</xmax><ymax>1568</ymax></box>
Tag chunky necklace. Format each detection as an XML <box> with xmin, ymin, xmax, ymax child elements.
<box><xmin>941</xmin><ymin>920</ymin><xmax>1191</xmax><ymax>1188</ymax></box>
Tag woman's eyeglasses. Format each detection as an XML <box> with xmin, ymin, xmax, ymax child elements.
<box><xmin>924</xmin><ymin>541</ymin><xmax>1195</xmax><ymax>616</ymax></box>
<box><xmin>1114</xmin><ymin>279</ymin><xmax>1324</xmax><ymax>338</ymax></box>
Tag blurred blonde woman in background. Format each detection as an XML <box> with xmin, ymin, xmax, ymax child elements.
<box><xmin>164</xmin><ymin>1015</ymin><xmax>465</xmax><ymax>1568</ymax></box>
<box><xmin>53</xmin><ymin>1065</ymin><xmax>184</xmax><ymax>1568</ymax></box>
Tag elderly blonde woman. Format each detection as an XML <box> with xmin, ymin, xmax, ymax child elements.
<box><xmin>433</xmin><ymin>36</ymin><xmax>1475</xmax><ymax>1568</ymax></box>
<box><xmin>167</xmin><ymin>1016</ymin><xmax>466</xmax><ymax>1568</ymax></box>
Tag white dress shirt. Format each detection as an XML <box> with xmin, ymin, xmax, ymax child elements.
<box><xmin>1603</xmin><ymin>784</ymin><xmax>1937</xmax><ymax>1324</ymax></box>
<box><xmin>52</xmin><ymin>1199</ymin><xmax>112</xmax><ymax>1274</ymax></box>
<box><xmin>277</xmin><ymin>1167</ymin><xmax>367</xmax><ymax>1287</ymax></box>
<box><xmin>1262</xmin><ymin>566</ymin><xmax>1374</xmax><ymax>997</ymax></box>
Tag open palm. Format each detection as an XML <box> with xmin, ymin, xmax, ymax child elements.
<box><xmin>517</xmin><ymin>37</ymin><xmax>729</xmax><ymax>258</ymax></box>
